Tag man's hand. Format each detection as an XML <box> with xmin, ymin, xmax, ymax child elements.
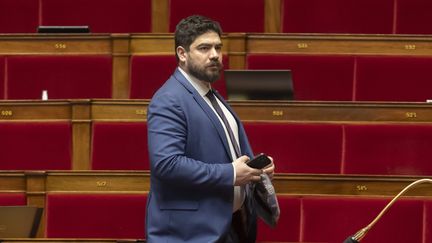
<box><xmin>262</xmin><ymin>156</ymin><xmax>275</xmax><ymax>180</ymax></box>
<box><xmin>233</xmin><ymin>155</ymin><xmax>263</xmax><ymax>186</ymax></box>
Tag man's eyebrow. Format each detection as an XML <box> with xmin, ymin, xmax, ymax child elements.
<box><xmin>196</xmin><ymin>43</ymin><xmax>223</xmax><ymax>48</ymax></box>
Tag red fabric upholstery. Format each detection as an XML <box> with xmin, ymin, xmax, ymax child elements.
<box><xmin>396</xmin><ymin>0</ymin><xmax>432</xmax><ymax>34</ymax></box>
<box><xmin>46</xmin><ymin>193</ymin><xmax>147</xmax><ymax>238</ymax></box>
<box><xmin>281</xmin><ymin>0</ymin><xmax>394</xmax><ymax>34</ymax></box>
<box><xmin>244</xmin><ymin>122</ymin><xmax>343</xmax><ymax>174</ymax></box>
<box><xmin>6</xmin><ymin>56</ymin><xmax>112</xmax><ymax>99</ymax></box>
<box><xmin>130</xmin><ymin>55</ymin><xmax>178</xmax><ymax>99</ymax></box>
<box><xmin>344</xmin><ymin>124</ymin><xmax>432</xmax><ymax>176</ymax></box>
<box><xmin>426</xmin><ymin>200</ymin><xmax>432</xmax><ymax>243</ymax></box>
<box><xmin>41</xmin><ymin>0</ymin><xmax>151</xmax><ymax>33</ymax></box>
<box><xmin>256</xmin><ymin>196</ymin><xmax>301</xmax><ymax>242</ymax></box>
<box><xmin>130</xmin><ymin>55</ymin><xmax>228</xmax><ymax>99</ymax></box>
<box><xmin>355</xmin><ymin>56</ymin><xmax>432</xmax><ymax>102</ymax></box>
<box><xmin>0</xmin><ymin>193</ymin><xmax>26</xmax><ymax>205</ymax></box>
<box><xmin>0</xmin><ymin>0</ymin><xmax>39</xmax><ymax>33</ymax></box>
<box><xmin>302</xmin><ymin>197</ymin><xmax>424</xmax><ymax>243</ymax></box>
<box><xmin>0</xmin><ymin>57</ymin><xmax>5</xmax><ymax>99</ymax></box>
<box><xmin>247</xmin><ymin>54</ymin><xmax>355</xmax><ymax>101</ymax></box>
<box><xmin>168</xmin><ymin>0</ymin><xmax>265</xmax><ymax>33</ymax></box>
<box><xmin>0</xmin><ymin>122</ymin><xmax>72</xmax><ymax>170</ymax></box>
<box><xmin>91</xmin><ymin>122</ymin><xmax>149</xmax><ymax>170</ymax></box>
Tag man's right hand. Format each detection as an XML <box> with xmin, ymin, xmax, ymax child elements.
<box><xmin>233</xmin><ymin>155</ymin><xmax>263</xmax><ymax>186</ymax></box>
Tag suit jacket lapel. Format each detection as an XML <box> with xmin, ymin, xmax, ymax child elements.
<box><xmin>173</xmin><ymin>69</ymin><xmax>234</xmax><ymax>161</ymax></box>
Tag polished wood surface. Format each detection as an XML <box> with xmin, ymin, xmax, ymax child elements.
<box><xmin>0</xmin><ymin>171</ymin><xmax>426</xmax><ymax>197</ymax></box>
<box><xmin>2</xmin><ymin>33</ymin><xmax>432</xmax><ymax>99</ymax></box>
<box><xmin>2</xmin><ymin>99</ymin><xmax>432</xmax><ymax>171</ymax></box>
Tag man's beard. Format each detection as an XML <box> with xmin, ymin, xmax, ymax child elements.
<box><xmin>188</xmin><ymin>60</ymin><xmax>223</xmax><ymax>83</ymax></box>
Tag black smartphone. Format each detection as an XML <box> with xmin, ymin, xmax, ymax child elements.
<box><xmin>247</xmin><ymin>153</ymin><xmax>271</xmax><ymax>169</ymax></box>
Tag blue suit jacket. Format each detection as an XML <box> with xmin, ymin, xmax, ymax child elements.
<box><xmin>146</xmin><ymin>68</ymin><xmax>257</xmax><ymax>243</ymax></box>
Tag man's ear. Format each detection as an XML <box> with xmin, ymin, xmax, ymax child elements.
<box><xmin>176</xmin><ymin>46</ymin><xmax>187</xmax><ymax>63</ymax></box>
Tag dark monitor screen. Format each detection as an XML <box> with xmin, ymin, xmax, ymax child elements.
<box><xmin>224</xmin><ymin>70</ymin><xmax>294</xmax><ymax>100</ymax></box>
<box><xmin>37</xmin><ymin>26</ymin><xmax>90</xmax><ymax>33</ymax></box>
<box><xmin>0</xmin><ymin>206</ymin><xmax>43</xmax><ymax>238</ymax></box>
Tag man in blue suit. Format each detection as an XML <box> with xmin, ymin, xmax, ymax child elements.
<box><xmin>146</xmin><ymin>15</ymin><xmax>275</xmax><ymax>243</ymax></box>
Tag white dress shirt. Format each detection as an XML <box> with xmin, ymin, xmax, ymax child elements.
<box><xmin>179</xmin><ymin>67</ymin><xmax>245</xmax><ymax>212</ymax></box>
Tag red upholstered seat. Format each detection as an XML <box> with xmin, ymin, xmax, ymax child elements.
<box><xmin>244</xmin><ymin>122</ymin><xmax>343</xmax><ymax>174</ymax></box>
<box><xmin>45</xmin><ymin>193</ymin><xmax>147</xmax><ymax>238</ymax></box>
<box><xmin>0</xmin><ymin>0</ymin><xmax>39</xmax><ymax>33</ymax></box>
<box><xmin>396</xmin><ymin>0</ymin><xmax>432</xmax><ymax>34</ymax></box>
<box><xmin>130</xmin><ymin>55</ymin><xmax>228</xmax><ymax>99</ymax></box>
<box><xmin>0</xmin><ymin>193</ymin><xmax>26</xmax><ymax>205</ymax></box>
<box><xmin>247</xmin><ymin>54</ymin><xmax>355</xmax><ymax>101</ymax></box>
<box><xmin>281</xmin><ymin>0</ymin><xmax>394</xmax><ymax>34</ymax></box>
<box><xmin>344</xmin><ymin>124</ymin><xmax>432</xmax><ymax>176</ymax></box>
<box><xmin>6</xmin><ymin>56</ymin><xmax>112</xmax><ymax>99</ymax></box>
<box><xmin>168</xmin><ymin>0</ymin><xmax>264</xmax><ymax>33</ymax></box>
<box><xmin>130</xmin><ymin>55</ymin><xmax>178</xmax><ymax>99</ymax></box>
<box><xmin>426</xmin><ymin>200</ymin><xmax>432</xmax><ymax>243</ymax></box>
<box><xmin>91</xmin><ymin>122</ymin><xmax>149</xmax><ymax>170</ymax></box>
<box><xmin>256</xmin><ymin>196</ymin><xmax>301</xmax><ymax>242</ymax></box>
<box><xmin>0</xmin><ymin>57</ymin><xmax>5</xmax><ymax>99</ymax></box>
<box><xmin>40</xmin><ymin>0</ymin><xmax>151</xmax><ymax>33</ymax></box>
<box><xmin>0</xmin><ymin>122</ymin><xmax>72</xmax><ymax>170</ymax></box>
<box><xmin>355</xmin><ymin>56</ymin><xmax>432</xmax><ymax>102</ymax></box>
<box><xmin>302</xmin><ymin>197</ymin><xmax>424</xmax><ymax>243</ymax></box>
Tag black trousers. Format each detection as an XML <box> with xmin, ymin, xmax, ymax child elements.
<box><xmin>222</xmin><ymin>208</ymin><xmax>248</xmax><ymax>243</ymax></box>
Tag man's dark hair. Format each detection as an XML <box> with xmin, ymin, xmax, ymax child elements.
<box><xmin>174</xmin><ymin>15</ymin><xmax>222</xmax><ymax>61</ymax></box>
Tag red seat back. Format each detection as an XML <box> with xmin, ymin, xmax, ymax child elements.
<box><xmin>130</xmin><ymin>55</ymin><xmax>178</xmax><ymax>99</ymax></box>
<box><xmin>396</xmin><ymin>0</ymin><xmax>432</xmax><ymax>34</ymax></box>
<box><xmin>244</xmin><ymin>122</ymin><xmax>343</xmax><ymax>174</ymax></box>
<box><xmin>302</xmin><ymin>197</ymin><xmax>424</xmax><ymax>243</ymax></box>
<box><xmin>256</xmin><ymin>196</ymin><xmax>301</xmax><ymax>242</ymax></box>
<box><xmin>46</xmin><ymin>193</ymin><xmax>147</xmax><ymax>238</ymax></box>
<box><xmin>344</xmin><ymin>124</ymin><xmax>432</xmax><ymax>176</ymax></box>
<box><xmin>0</xmin><ymin>57</ymin><xmax>4</xmax><ymax>99</ymax></box>
<box><xmin>6</xmin><ymin>56</ymin><xmax>112</xmax><ymax>99</ymax></box>
<box><xmin>247</xmin><ymin>54</ymin><xmax>355</xmax><ymax>101</ymax></box>
<box><xmin>168</xmin><ymin>0</ymin><xmax>265</xmax><ymax>33</ymax></box>
<box><xmin>0</xmin><ymin>122</ymin><xmax>72</xmax><ymax>170</ymax></box>
<box><xmin>130</xmin><ymin>55</ymin><xmax>228</xmax><ymax>99</ymax></box>
<box><xmin>355</xmin><ymin>56</ymin><xmax>432</xmax><ymax>102</ymax></box>
<box><xmin>426</xmin><ymin>200</ymin><xmax>432</xmax><ymax>243</ymax></box>
<box><xmin>0</xmin><ymin>193</ymin><xmax>26</xmax><ymax>205</ymax></box>
<box><xmin>91</xmin><ymin>122</ymin><xmax>149</xmax><ymax>170</ymax></box>
<box><xmin>41</xmin><ymin>0</ymin><xmax>151</xmax><ymax>33</ymax></box>
<box><xmin>0</xmin><ymin>0</ymin><xmax>39</xmax><ymax>33</ymax></box>
<box><xmin>281</xmin><ymin>0</ymin><xmax>394</xmax><ymax>34</ymax></box>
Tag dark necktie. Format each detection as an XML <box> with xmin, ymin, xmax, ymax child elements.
<box><xmin>206</xmin><ymin>90</ymin><xmax>241</xmax><ymax>158</ymax></box>
<box><xmin>206</xmin><ymin>90</ymin><xmax>248</xmax><ymax>241</ymax></box>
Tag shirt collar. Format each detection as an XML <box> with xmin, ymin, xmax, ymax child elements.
<box><xmin>178</xmin><ymin>67</ymin><xmax>211</xmax><ymax>97</ymax></box>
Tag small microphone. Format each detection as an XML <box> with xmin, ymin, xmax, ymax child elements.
<box><xmin>343</xmin><ymin>237</ymin><xmax>359</xmax><ymax>243</ymax></box>
<box><xmin>343</xmin><ymin>178</ymin><xmax>432</xmax><ymax>242</ymax></box>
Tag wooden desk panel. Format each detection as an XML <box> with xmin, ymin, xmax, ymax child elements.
<box><xmin>247</xmin><ymin>34</ymin><xmax>432</xmax><ymax>56</ymax></box>
<box><xmin>274</xmin><ymin>174</ymin><xmax>432</xmax><ymax>197</ymax></box>
<box><xmin>45</xmin><ymin>172</ymin><xmax>150</xmax><ymax>193</ymax></box>
<box><xmin>0</xmin><ymin>100</ymin><xmax>71</xmax><ymax>121</ymax></box>
<box><xmin>230</xmin><ymin>101</ymin><xmax>432</xmax><ymax>122</ymax></box>
<box><xmin>0</xmin><ymin>35</ymin><xmax>112</xmax><ymax>55</ymax></box>
<box><xmin>1</xmin><ymin>171</ymin><xmax>430</xmax><ymax>198</ymax></box>
<box><xmin>91</xmin><ymin>100</ymin><xmax>149</xmax><ymax>121</ymax></box>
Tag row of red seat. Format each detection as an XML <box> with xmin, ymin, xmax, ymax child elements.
<box><xmin>1</xmin><ymin>0</ymin><xmax>432</xmax><ymax>34</ymax></box>
<box><xmin>0</xmin><ymin>55</ymin><xmax>226</xmax><ymax>100</ymax></box>
<box><xmin>2</xmin><ymin>54</ymin><xmax>432</xmax><ymax>102</ymax></box>
<box><xmin>3</xmin><ymin>121</ymin><xmax>432</xmax><ymax>176</ymax></box>
<box><xmin>247</xmin><ymin>54</ymin><xmax>432</xmax><ymax>102</ymax></box>
<box><xmin>3</xmin><ymin>192</ymin><xmax>431</xmax><ymax>242</ymax></box>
